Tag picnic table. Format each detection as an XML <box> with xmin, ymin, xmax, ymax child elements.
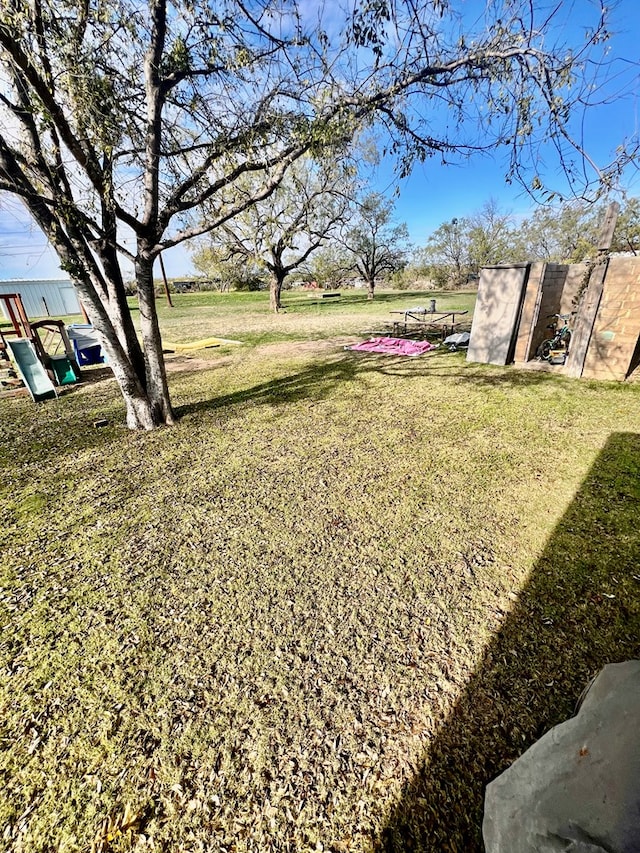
<box><xmin>308</xmin><ymin>291</ymin><xmax>341</xmax><ymax>305</ymax></box>
<box><xmin>390</xmin><ymin>307</ymin><xmax>468</xmax><ymax>339</ymax></box>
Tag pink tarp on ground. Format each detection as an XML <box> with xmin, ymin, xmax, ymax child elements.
<box><xmin>346</xmin><ymin>336</ymin><xmax>436</xmax><ymax>357</ymax></box>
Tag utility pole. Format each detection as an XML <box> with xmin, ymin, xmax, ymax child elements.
<box><xmin>158</xmin><ymin>253</ymin><xmax>174</xmax><ymax>308</ymax></box>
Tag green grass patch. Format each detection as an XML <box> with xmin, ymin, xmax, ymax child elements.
<box><xmin>1</xmin><ymin>294</ymin><xmax>639</xmax><ymax>852</ymax></box>
<box><xmin>154</xmin><ymin>289</ymin><xmax>476</xmax><ymax>347</ymax></box>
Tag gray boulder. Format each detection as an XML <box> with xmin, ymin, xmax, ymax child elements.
<box><xmin>483</xmin><ymin>660</ymin><xmax>640</xmax><ymax>852</ymax></box>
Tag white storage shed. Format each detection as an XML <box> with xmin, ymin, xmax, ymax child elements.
<box><xmin>0</xmin><ymin>279</ymin><xmax>82</xmax><ymax>320</ymax></box>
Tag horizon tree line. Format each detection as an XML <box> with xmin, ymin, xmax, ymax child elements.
<box><xmin>189</xmin><ymin>193</ymin><xmax>640</xmax><ymax>294</ymax></box>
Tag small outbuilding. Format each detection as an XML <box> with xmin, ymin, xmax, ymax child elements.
<box><xmin>467</xmin><ymin>205</ymin><xmax>640</xmax><ymax>382</ymax></box>
<box><xmin>467</xmin><ymin>256</ymin><xmax>640</xmax><ymax>381</ymax></box>
<box><xmin>0</xmin><ymin>279</ymin><xmax>82</xmax><ymax>320</ymax></box>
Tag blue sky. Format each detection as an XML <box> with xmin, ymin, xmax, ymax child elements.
<box><xmin>1</xmin><ymin>0</ymin><xmax>638</xmax><ymax>280</ymax></box>
<box><xmin>389</xmin><ymin>0</ymin><xmax>640</xmax><ymax>244</ymax></box>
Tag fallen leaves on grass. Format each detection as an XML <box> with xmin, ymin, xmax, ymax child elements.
<box><xmin>1</xmin><ymin>332</ymin><xmax>640</xmax><ymax>852</ymax></box>
<box><xmin>92</xmin><ymin>804</ymin><xmax>142</xmax><ymax>853</ymax></box>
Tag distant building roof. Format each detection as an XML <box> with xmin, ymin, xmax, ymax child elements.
<box><xmin>0</xmin><ymin>277</ymin><xmax>72</xmax><ymax>285</ymax></box>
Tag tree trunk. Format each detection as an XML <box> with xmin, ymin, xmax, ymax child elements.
<box><xmin>366</xmin><ymin>278</ymin><xmax>375</xmax><ymax>299</ymax></box>
<box><xmin>74</xmin><ymin>272</ymin><xmax>174</xmax><ymax>431</ymax></box>
<box><xmin>134</xmin><ymin>257</ymin><xmax>176</xmax><ymax>427</ymax></box>
<box><xmin>68</xmin><ymin>253</ymin><xmax>175</xmax><ymax>430</ymax></box>
<box><xmin>97</xmin><ymin>333</ymin><xmax>162</xmax><ymax>430</ymax></box>
<box><xmin>101</xmin><ymin>244</ymin><xmax>148</xmax><ymax>385</ymax></box>
<box><xmin>270</xmin><ymin>273</ymin><xmax>285</xmax><ymax>313</ymax></box>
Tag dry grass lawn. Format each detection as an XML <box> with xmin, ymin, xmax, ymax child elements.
<box><xmin>1</xmin><ymin>290</ymin><xmax>639</xmax><ymax>852</ymax></box>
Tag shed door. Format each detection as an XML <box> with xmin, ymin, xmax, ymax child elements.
<box><xmin>467</xmin><ymin>266</ymin><xmax>530</xmax><ymax>366</ymax></box>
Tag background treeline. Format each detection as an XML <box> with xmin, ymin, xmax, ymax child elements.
<box><xmin>411</xmin><ymin>197</ymin><xmax>640</xmax><ymax>290</ymax></box>
<box><xmin>187</xmin><ymin>196</ymin><xmax>640</xmax><ymax>294</ymax></box>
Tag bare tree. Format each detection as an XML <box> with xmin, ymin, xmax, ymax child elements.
<box><xmin>199</xmin><ymin>157</ymin><xmax>351</xmax><ymax>313</ymax></box>
<box><xmin>0</xmin><ymin>0</ymin><xmax>631</xmax><ymax>427</ymax></box>
<box><xmin>420</xmin><ymin>218</ymin><xmax>471</xmax><ymax>288</ymax></box>
<box><xmin>339</xmin><ymin>193</ymin><xmax>409</xmax><ymax>299</ymax></box>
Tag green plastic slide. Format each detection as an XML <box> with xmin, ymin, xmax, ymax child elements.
<box><xmin>7</xmin><ymin>339</ymin><xmax>58</xmax><ymax>403</ymax></box>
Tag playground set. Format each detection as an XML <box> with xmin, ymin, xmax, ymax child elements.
<box><xmin>0</xmin><ymin>292</ymin><xmax>105</xmax><ymax>402</ymax></box>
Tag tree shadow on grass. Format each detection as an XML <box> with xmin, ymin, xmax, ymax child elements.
<box><xmin>2</xmin><ymin>350</ymin><xmax>554</xmax><ymax>468</ymax></box>
<box><xmin>174</xmin><ymin>352</ymin><xmax>478</xmax><ymax>418</ymax></box>
<box><xmin>360</xmin><ymin>359</ymin><xmax>574</xmax><ymax>389</ymax></box>
<box><xmin>174</xmin><ymin>351</ymin><xmax>583</xmax><ymax>420</ymax></box>
<box><xmin>376</xmin><ymin>431</ymin><xmax>640</xmax><ymax>852</ymax></box>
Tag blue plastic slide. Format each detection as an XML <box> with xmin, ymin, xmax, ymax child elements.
<box><xmin>7</xmin><ymin>339</ymin><xmax>58</xmax><ymax>402</ymax></box>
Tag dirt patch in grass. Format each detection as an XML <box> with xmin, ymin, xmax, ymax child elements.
<box><xmin>164</xmin><ymin>338</ymin><xmax>360</xmax><ymax>378</ymax></box>
<box><xmin>253</xmin><ymin>337</ymin><xmax>354</xmax><ymax>359</ymax></box>
<box><xmin>163</xmin><ymin>353</ymin><xmax>234</xmax><ymax>374</ymax></box>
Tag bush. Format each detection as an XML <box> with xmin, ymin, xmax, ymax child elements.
<box><xmin>233</xmin><ymin>276</ymin><xmax>265</xmax><ymax>292</ymax></box>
